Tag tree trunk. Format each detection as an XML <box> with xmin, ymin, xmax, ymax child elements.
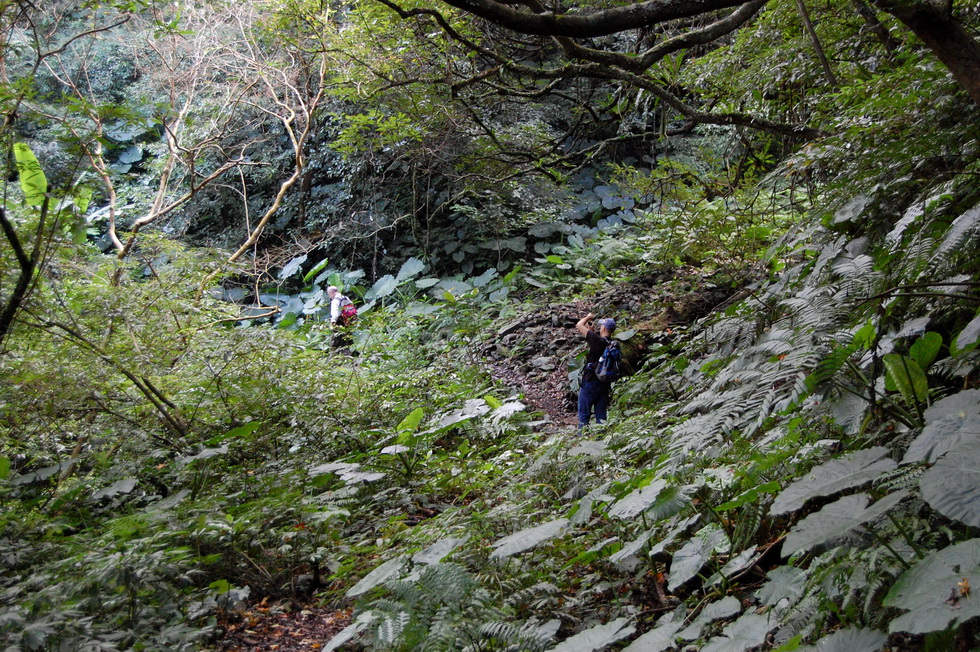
<box><xmin>875</xmin><ymin>0</ymin><xmax>980</xmax><ymax>106</ymax></box>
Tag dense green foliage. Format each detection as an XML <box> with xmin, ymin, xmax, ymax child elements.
<box><xmin>1</xmin><ymin>0</ymin><xmax>980</xmax><ymax>650</ymax></box>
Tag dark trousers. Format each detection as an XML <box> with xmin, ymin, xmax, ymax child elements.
<box><xmin>578</xmin><ymin>377</ymin><xmax>610</xmax><ymax>427</ymax></box>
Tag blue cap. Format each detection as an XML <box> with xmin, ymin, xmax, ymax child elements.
<box><xmin>599</xmin><ymin>318</ymin><xmax>616</xmax><ymax>332</ymax></box>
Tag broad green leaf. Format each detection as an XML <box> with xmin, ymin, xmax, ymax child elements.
<box><xmin>11</xmin><ymin>462</ymin><xmax>69</xmax><ymax>485</ymax></box>
<box><xmin>700</xmin><ymin>613</ymin><xmax>773</xmax><ymax>652</ymax></box>
<box><xmin>620</xmin><ymin>621</ymin><xmax>682</xmax><ymax>652</ymax></box>
<box><xmin>14</xmin><ymin>143</ymin><xmax>47</xmax><ymax>205</ymax></box>
<box><xmin>883</xmin><ymin>354</ymin><xmax>928</xmax><ymax>404</ymax></box>
<box><xmin>470</xmin><ymin>267</ymin><xmax>497</xmax><ymax>288</ymax></box>
<box><xmin>678</xmin><ymin>595</ymin><xmax>741</xmax><ymax>641</ymax></box>
<box><xmin>70</xmin><ymin>222</ymin><xmax>88</xmax><ymax>245</ymax></box>
<box><xmin>909</xmin><ymin>332</ymin><xmax>942</xmax><ymax>369</ymax></box>
<box><xmin>303</xmin><ymin>258</ymin><xmax>329</xmax><ymax>283</ymax></box>
<box><xmin>74</xmin><ymin>186</ymin><xmax>93</xmax><ymax>214</ymax></box>
<box><xmin>797</xmin><ymin>627</ymin><xmax>887</xmax><ymax>652</ymax></box>
<box><xmin>884</xmin><ymin>539</ymin><xmax>980</xmax><ymax>634</ymax></box>
<box><xmin>853</xmin><ymin>319</ymin><xmax>877</xmax><ymax>349</ymax></box>
<box><xmin>545</xmin><ymin>254</ymin><xmax>564</xmax><ymax>264</ymax></box>
<box><xmin>904</xmin><ymin>390</ymin><xmax>980</xmax><ymax>463</ymax></box>
<box><xmin>781</xmin><ymin>490</ymin><xmax>909</xmax><ymax>558</ymax></box>
<box><xmin>414</xmin><ymin>277</ymin><xmax>440</xmax><ymax>289</ymax></box>
<box><xmin>649</xmin><ymin>514</ymin><xmax>701</xmax><ymax>559</ymax></box>
<box><xmin>396</xmin><ymin>257</ymin><xmax>425</xmax><ymax>282</ymax></box>
<box><xmin>919</xmin><ymin>443</ymin><xmax>980</xmax><ymax>527</ymax></box>
<box><xmin>209</xmin><ymin>579</ymin><xmax>232</xmax><ymax>594</ymax></box>
<box><xmin>117</xmin><ymin>145</ymin><xmax>142</xmax><ymax>164</ymax></box>
<box><xmin>92</xmin><ymin>477</ymin><xmax>138</xmax><ymax>499</ymax></box>
<box><xmin>347</xmin><ymin>556</ymin><xmax>408</xmax><ymax>597</ymax></box>
<box><xmin>952</xmin><ymin>313</ymin><xmax>980</xmax><ymax>356</ymax></box>
<box><xmin>547</xmin><ymin>617</ymin><xmax>635</xmax><ymax>651</ymax></box>
<box><xmin>366</xmin><ymin>274</ymin><xmax>398</xmax><ymax>300</ymax></box>
<box><xmin>484</xmin><ymin>395</ymin><xmax>503</xmax><ymax>409</ymax></box>
<box><xmin>178</xmin><ymin>445</ymin><xmax>229</xmax><ymax>466</ymax></box>
<box><xmin>715</xmin><ymin>481</ymin><xmax>781</xmax><ymax>511</ymax></box>
<box><xmin>705</xmin><ymin>545</ymin><xmax>760</xmax><ymax>587</ymax></box>
<box><xmin>0</xmin><ymin>455</ymin><xmax>9</xmax><ymax>480</ymax></box>
<box><xmin>609</xmin><ymin>525</ymin><xmax>658</xmax><ymax>563</ymax></box>
<box><xmin>770</xmin><ymin>447</ymin><xmax>896</xmax><ymax>516</ymax></box>
<box><xmin>397</xmin><ymin>407</ymin><xmax>424</xmax><ymax>434</ymax></box>
<box><xmin>490</xmin><ymin>518</ymin><xmax>570</xmax><ymax>560</ymax></box>
<box><xmin>207</xmin><ymin>421</ymin><xmax>262</xmax><ymax>446</ymax></box>
<box><xmin>608</xmin><ymin>479</ymin><xmax>667</xmax><ymax>520</ymax></box>
<box><xmin>668</xmin><ymin>525</ymin><xmax>729</xmax><ymax>591</ymax></box>
<box><xmin>411</xmin><ymin>537</ymin><xmax>468</xmax><ymax>565</ymax></box>
<box><xmin>757</xmin><ymin>565</ymin><xmax>807</xmax><ymax>607</ymax></box>
<box><xmin>278</xmin><ymin>254</ymin><xmax>307</xmax><ymax>280</ymax></box>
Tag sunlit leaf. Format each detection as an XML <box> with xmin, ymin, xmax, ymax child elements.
<box><xmin>620</xmin><ymin>621</ymin><xmax>682</xmax><ymax>652</ymax></box>
<box><xmin>278</xmin><ymin>254</ymin><xmax>307</xmax><ymax>280</ymax></box>
<box><xmin>678</xmin><ymin>595</ymin><xmax>741</xmax><ymax>641</ymax></box>
<box><xmin>303</xmin><ymin>258</ymin><xmax>329</xmax><ymax>283</ymax></box>
<box><xmin>412</xmin><ymin>537</ymin><xmax>468</xmax><ymax>565</ymax></box>
<box><xmin>14</xmin><ymin>143</ymin><xmax>47</xmax><ymax>205</ymax></box>
<box><xmin>397</xmin><ymin>407</ymin><xmax>424</xmax><ymax>434</ymax></box>
<box><xmin>883</xmin><ymin>354</ymin><xmax>928</xmax><ymax>405</ymax></box>
<box><xmin>757</xmin><ymin>565</ymin><xmax>807</xmax><ymax>607</ymax></box>
<box><xmin>347</xmin><ymin>557</ymin><xmax>408</xmax><ymax>597</ymax></box>
<box><xmin>909</xmin><ymin>332</ymin><xmax>942</xmax><ymax>369</ymax></box>
<box><xmin>366</xmin><ymin>274</ymin><xmax>398</xmax><ymax>300</ymax></box>
<box><xmin>396</xmin><ymin>257</ymin><xmax>425</xmax><ymax>282</ymax></box>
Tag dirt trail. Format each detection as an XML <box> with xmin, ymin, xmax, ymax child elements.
<box><xmin>212</xmin><ymin>268</ymin><xmax>747</xmax><ymax>650</ymax></box>
<box><xmin>481</xmin><ymin>268</ymin><xmax>731</xmax><ymax>425</ymax></box>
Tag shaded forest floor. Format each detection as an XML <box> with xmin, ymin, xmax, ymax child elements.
<box><xmin>210</xmin><ymin>266</ymin><xmax>753</xmax><ymax>651</ymax></box>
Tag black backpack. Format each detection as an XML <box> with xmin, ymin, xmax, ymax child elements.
<box><xmin>594</xmin><ymin>338</ymin><xmax>622</xmax><ymax>383</ymax></box>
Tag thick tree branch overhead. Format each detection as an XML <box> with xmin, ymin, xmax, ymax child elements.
<box><xmin>441</xmin><ymin>0</ymin><xmax>764</xmax><ymax>37</ymax></box>
<box><xmin>373</xmin><ymin>0</ymin><xmax>825</xmax><ymax>140</ymax></box>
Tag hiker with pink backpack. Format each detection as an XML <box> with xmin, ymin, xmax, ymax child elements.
<box><xmin>327</xmin><ymin>285</ymin><xmax>357</xmax><ymax>348</ymax></box>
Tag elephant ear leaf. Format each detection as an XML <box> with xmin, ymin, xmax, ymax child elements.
<box><xmin>14</xmin><ymin>143</ymin><xmax>47</xmax><ymax>206</ymax></box>
<box><xmin>781</xmin><ymin>490</ymin><xmax>909</xmax><ymax>558</ymax></box>
<box><xmin>797</xmin><ymin>627</ymin><xmax>887</xmax><ymax>651</ymax></box>
<box><xmin>904</xmin><ymin>390</ymin><xmax>980</xmax><ymax>464</ymax></box>
<box><xmin>770</xmin><ymin>447</ymin><xmax>896</xmax><ymax>516</ymax></box>
<box><xmin>547</xmin><ymin>617</ymin><xmax>635</xmax><ymax>652</ymax></box>
<box><xmin>884</xmin><ymin>538</ymin><xmax>980</xmax><ymax>634</ymax></box>
<box><xmin>490</xmin><ymin>518</ymin><xmax>569</xmax><ymax>560</ymax></box>
<box><xmin>919</xmin><ymin>443</ymin><xmax>980</xmax><ymax>528</ymax></box>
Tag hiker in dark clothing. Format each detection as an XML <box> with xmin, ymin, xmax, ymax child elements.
<box><xmin>575</xmin><ymin>312</ymin><xmax>616</xmax><ymax>434</ymax></box>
